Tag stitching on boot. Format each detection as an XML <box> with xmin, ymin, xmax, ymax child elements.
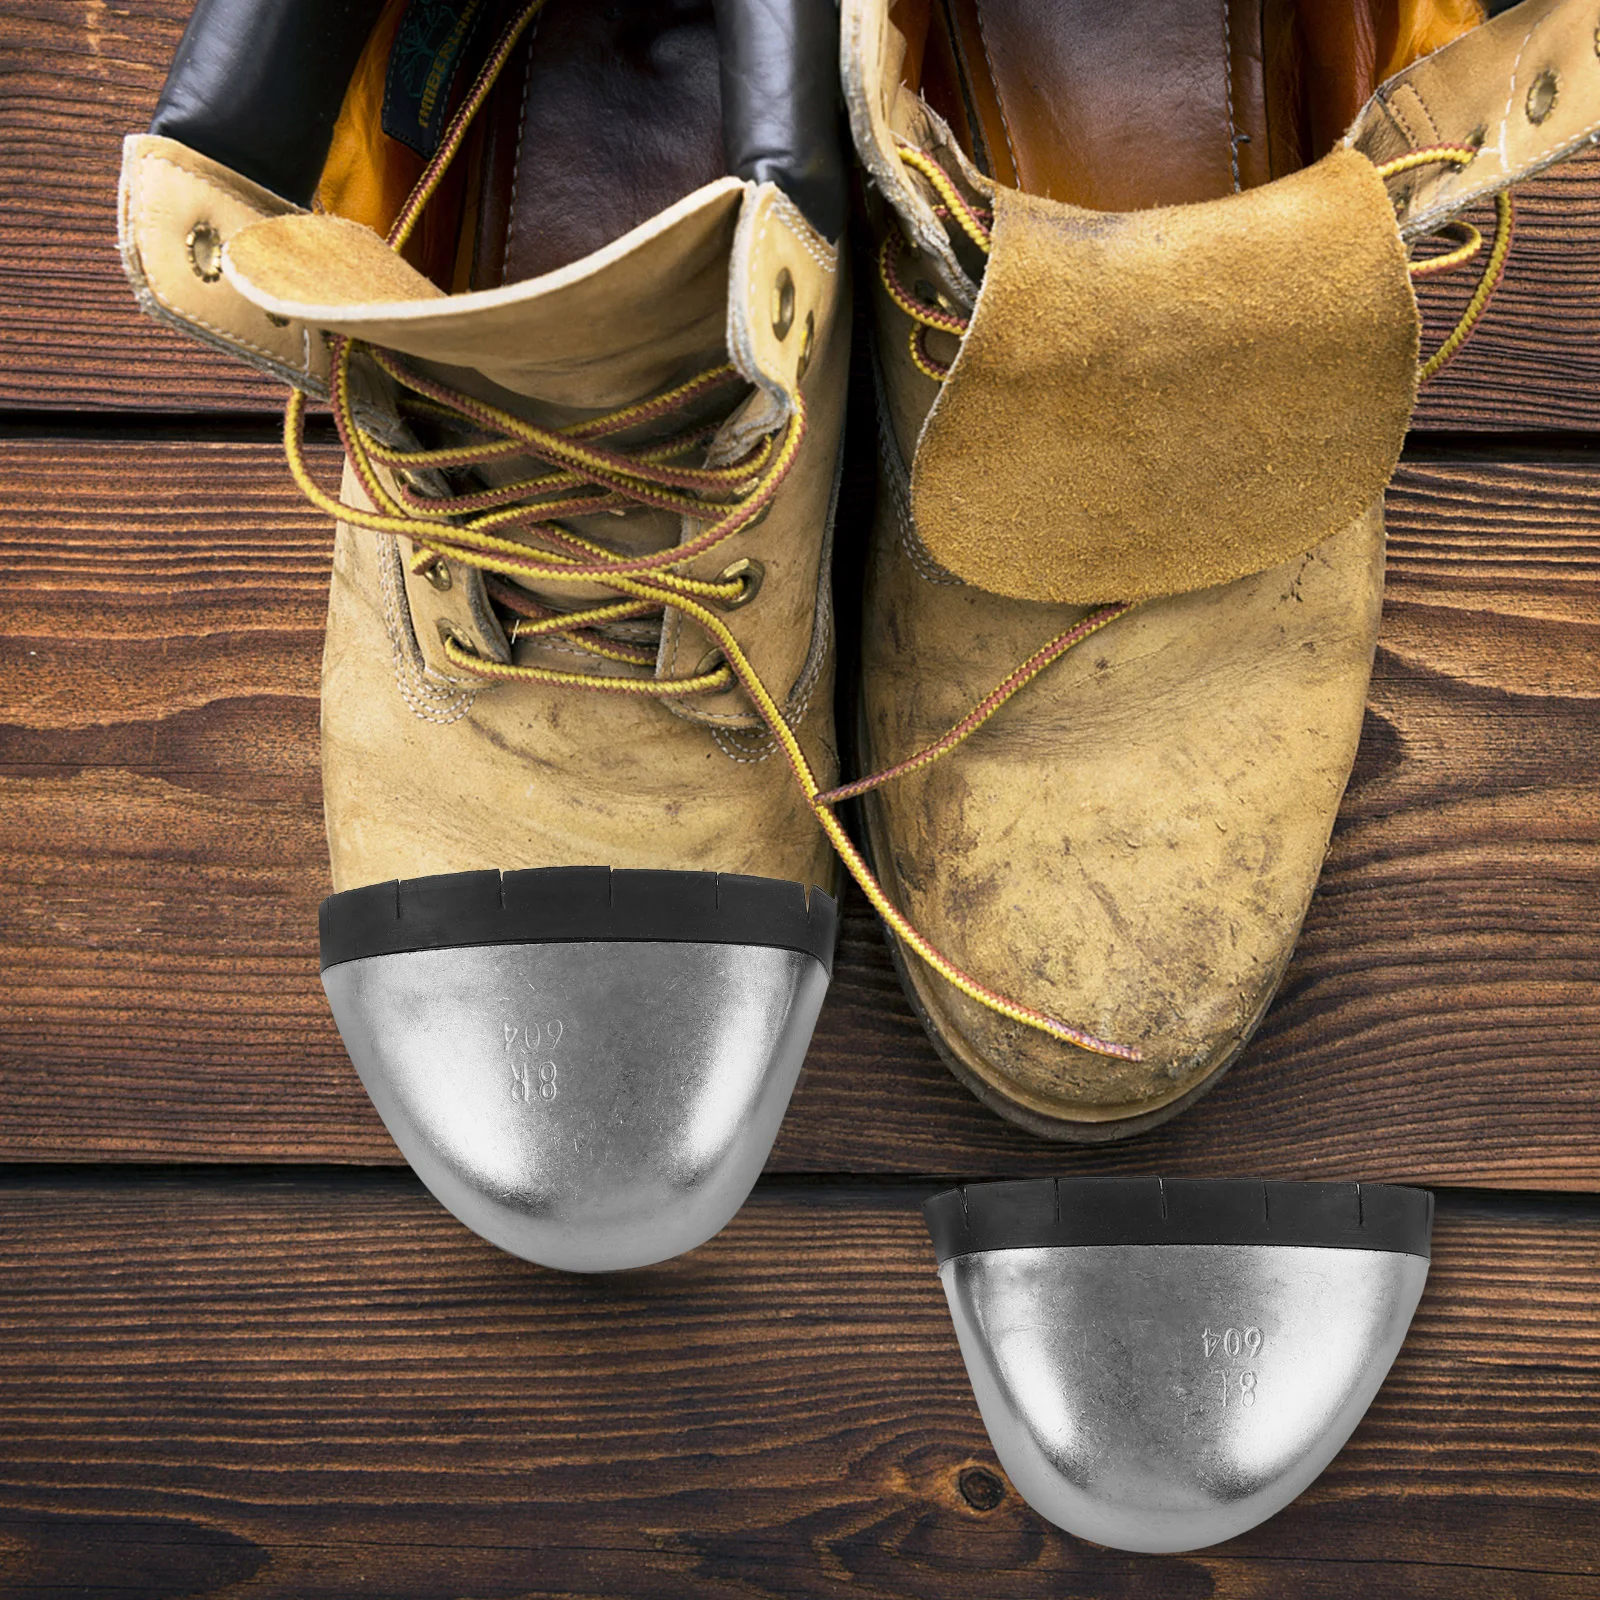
<box><xmin>707</xmin><ymin>621</ymin><xmax>829</xmax><ymax>761</ymax></box>
<box><xmin>762</xmin><ymin>189</ymin><xmax>839</xmax><ymax>275</ymax></box>
<box><xmin>842</xmin><ymin>0</ymin><xmax>975</xmax><ymax>293</ymax></box>
<box><xmin>971</xmin><ymin>1</ymin><xmax>1021</xmax><ymax>186</ymax></box>
<box><xmin>664</xmin><ymin>202</ymin><xmax>839</xmax><ymax>740</ymax></box>
<box><xmin>1387</xmin><ymin>90</ymin><xmax>1424</xmax><ymax>150</ymax></box>
<box><xmin>375</xmin><ymin>530</ymin><xmax>479</xmax><ymax>723</ymax></box>
<box><xmin>871</xmin><ymin>349</ymin><xmax>960</xmax><ymax>586</ymax></box>
<box><xmin>1502</xmin><ymin>14</ymin><xmax>1546</xmax><ymax>150</ymax></box>
<box><xmin>1220</xmin><ymin>0</ymin><xmax>1242</xmax><ymax>192</ymax></box>
<box><xmin>676</xmin><ymin>424</ymin><xmax>844</xmax><ymax>758</ymax></box>
<box><xmin>1407</xmin><ymin>84</ymin><xmax>1443</xmax><ymax>144</ymax></box>
<box><xmin>133</xmin><ymin>155</ymin><xmax>317</xmax><ymax>375</ymax></box>
<box><xmin>1389</xmin><ymin>84</ymin><xmax>1437</xmax><ymax>148</ymax></box>
<box><xmin>503</xmin><ymin>25</ymin><xmax>538</xmax><ymax>279</ymax></box>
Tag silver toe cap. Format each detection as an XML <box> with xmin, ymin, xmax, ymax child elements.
<box><xmin>940</xmin><ymin>1242</ymin><xmax>1428</xmax><ymax>1552</ymax></box>
<box><xmin>928</xmin><ymin>1180</ymin><xmax>1431</xmax><ymax>1552</ymax></box>
<box><xmin>323</xmin><ymin>938</ymin><xmax>829</xmax><ymax>1272</ymax></box>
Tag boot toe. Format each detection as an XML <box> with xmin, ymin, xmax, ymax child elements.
<box><xmin>320</xmin><ymin>869</ymin><xmax>835</xmax><ymax>1272</ymax></box>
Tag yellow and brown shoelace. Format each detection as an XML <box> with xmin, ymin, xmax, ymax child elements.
<box><xmin>283</xmin><ymin>2</ymin><xmax>1514</xmax><ymax>1064</ymax></box>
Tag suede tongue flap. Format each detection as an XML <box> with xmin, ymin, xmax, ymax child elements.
<box><xmin>908</xmin><ymin>146</ymin><xmax>1421</xmax><ymax>605</ymax></box>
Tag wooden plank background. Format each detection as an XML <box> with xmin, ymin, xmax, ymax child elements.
<box><xmin>1</xmin><ymin>2</ymin><xmax>1598</xmax><ymax>1595</ymax></box>
<box><xmin>0</xmin><ymin>1181</ymin><xmax>1596</xmax><ymax>1599</ymax></box>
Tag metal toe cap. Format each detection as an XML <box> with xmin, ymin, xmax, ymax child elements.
<box><xmin>322</xmin><ymin>939</ymin><xmax>829</xmax><ymax>1272</ymax></box>
<box><xmin>929</xmin><ymin>1180</ymin><xmax>1432</xmax><ymax>1553</ymax></box>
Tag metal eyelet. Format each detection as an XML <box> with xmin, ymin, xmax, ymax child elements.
<box><xmin>715</xmin><ymin>557</ymin><xmax>765</xmax><ymax>610</ymax></box>
<box><xmin>771</xmin><ymin>269</ymin><xmax>795</xmax><ymax>340</ymax></box>
<box><xmin>436</xmin><ymin>620</ymin><xmax>475</xmax><ymax>657</ymax></box>
<box><xmin>795</xmin><ymin>311</ymin><xmax>816</xmax><ymax>381</ymax></box>
<box><xmin>185</xmin><ymin>222</ymin><xmax>223</xmax><ymax>283</ymax></box>
<box><xmin>420</xmin><ymin>557</ymin><xmax>452</xmax><ymax>592</ymax></box>
<box><xmin>693</xmin><ymin>649</ymin><xmax>726</xmax><ymax>680</ymax></box>
<box><xmin>1526</xmin><ymin>69</ymin><xmax>1559</xmax><ymax>125</ymax></box>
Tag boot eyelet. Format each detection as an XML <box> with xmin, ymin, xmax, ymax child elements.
<box><xmin>771</xmin><ymin>269</ymin><xmax>795</xmax><ymax>340</ymax></box>
<box><xmin>795</xmin><ymin>311</ymin><xmax>816</xmax><ymax>381</ymax></box>
<box><xmin>692</xmin><ymin>649</ymin><xmax>726</xmax><ymax>680</ymax></box>
<box><xmin>265</xmin><ymin>311</ymin><xmax>290</xmax><ymax>328</ymax></box>
<box><xmin>185</xmin><ymin>222</ymin><xmax>223</xmax><ymax>283</ymax></box>
<box><xmin>420</xmin><ymin>557</ymin><xmax>452</xmax><ymax>592</ymax></box>
<box><xmin>1526</xmin><ymin>69</ymin><xmax>1559</xmax><ymax>124</ymax></box>
<box><xmin>436</xmin><ymin>620</ymin><xmax>476</xmax><ymax>657</ymax></box>
<box><xmin>715</xmin><ymin>557</ymin><xmax>765</xmax><ymax>609</ymax></box>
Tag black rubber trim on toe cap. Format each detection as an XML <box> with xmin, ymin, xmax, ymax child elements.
<box><xmin>925</xmin><ymin>1178</ymin><xmax>1433</xmax><ymax>1263</ymax></box>
<box><xmin>320</xmin><ymin>868</ymin><xmax>837</xmax><ymax>974</ymax></box>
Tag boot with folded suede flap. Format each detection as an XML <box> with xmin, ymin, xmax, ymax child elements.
<box><xmin>118</xmin><ymin>0</ymin><xmax>849</xmax><ymax>1268</ymax></box>
<box><xmin>842</xmin><ymin>0</ymin><xmax>1600</xmax><ymax>1139</ymax></box>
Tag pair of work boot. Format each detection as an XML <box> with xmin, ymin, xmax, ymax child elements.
<box><xmin>121</xmin><ymin>0</ymin><xmax>1600</xmax><ymax>1270</ymax></box>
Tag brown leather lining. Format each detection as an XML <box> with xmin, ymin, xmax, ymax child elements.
<box><xmin>318</xmin><ymin>0</ymin><xmax>729</xmax><ymax>291</ymax></box>
<box><xmin>908</xmin><ymin>0</ymin><xmax>1268</xmax><ymax>206</ymax></box>
<box><xmin>894</xmin><ymin>0</ymin><xmax>1485</xmax><ymax>206</ymax></box>
<box><xmin>471</xmin><ymin>0</ymin><xmax>727</xmax><ymax>288</ymax></box>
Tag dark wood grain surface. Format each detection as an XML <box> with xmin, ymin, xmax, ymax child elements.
<box><xmin>3</xmin><ymin>0</ymin><xmax>1600</xmax><ymax>1593</ymax></box>
<box><xmin>2</xmin><ymin>440</ymin><xmax>1595</xmax><ymax>1180</ymax></box>
<box><xmin>0</xmin><ymin>1179</ymin><xmax>1596</xmax><ymax>1600</ymax></box>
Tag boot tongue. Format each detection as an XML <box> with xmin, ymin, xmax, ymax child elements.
<box><xmin>223</xmin><ymin>177</ymin><xmax>747</xmax><ymax>410</ymax></box>
<box><xmin>226</xmin><ymin>181</ymin><xmax>755</xmax><ymax>625</ymax></box>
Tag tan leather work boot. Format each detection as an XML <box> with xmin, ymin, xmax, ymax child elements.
<box><xmin>842</xmin><ymin>0</ymin><xmax>1600</xmax><ymax>1139</ymax></box>
<box><xmin>119</xmin><ymin>0</ymin><xmax>848</xmax><ymax>1267</ymax></box>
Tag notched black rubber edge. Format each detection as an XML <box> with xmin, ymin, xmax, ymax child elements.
<box><xmin>320</xmin><ymin>867</ymin><xmax>837</xmax><ymax>974</ymax></box>
<box><xmin>925</xmin><ymin>1178</ymin><xmax>1434</xmax><ymax>1263</ymax></box>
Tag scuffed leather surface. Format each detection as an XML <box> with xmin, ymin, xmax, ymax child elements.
<box><xmin>842</xmin><ymin>0</ymin><xmax>1390</xmax><ymax>1128</ymax></box>
<box><xmin>263</xmin><ymin>180</ymin><xmax>844</xmax><ymax>896</ymax></box>
<box><xmin>150</xmin><ymin>0</ymin><xmax>385</xmax><ymax>206</ymax></box>
<box><xmin>1349</xmin><ymin>0</ymin><xmax>1600</xmax><ymax>237</ymax></box>
<box><xmin>123</xmin><ymin>145</ymin><xmax>846</xmax><ymax>907</ymax></box>
<box><xmin>862</xmin><ymin>466</ymin><xmax>1386</xmax><ymax>1121</ymax></box>
<box><xmin>909</xmin><ymin>146</ymin><xmax>1419</xmax><ymax>604</ymax></box>
<box><xmin>118</xmin><ymin>135</ymin><xmax>329</xmax><ymax>395</ymax></box>
<box><xmin>323</xmin><ymin>463</ymin><xmax>840</xmax><ymax>898</ymax></box>
<box><xmin>842</xmin><ymin>0</ymin><xmax>1600</xmax><ymax>1131</ymax></box>
<box><xmin>223</xmin><ymin>175</ymin><xmax>844</xmax><ymax>718</ymax></box>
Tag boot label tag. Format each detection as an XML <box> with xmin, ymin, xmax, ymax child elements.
<box><xmin>383</xmin><ymin>0</ymin><xmax>497</xmax><ymax>158</ymax></box>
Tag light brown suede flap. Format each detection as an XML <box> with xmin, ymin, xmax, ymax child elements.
<box><xmin>222</xmin><ymin>180</ymin><xmax>746</xmax><ymax>407</ymax></box>
<box><xmin>909</xmin><ymin>146</ymin><xmax>1419</xmax><ymax>604</ymax></box>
